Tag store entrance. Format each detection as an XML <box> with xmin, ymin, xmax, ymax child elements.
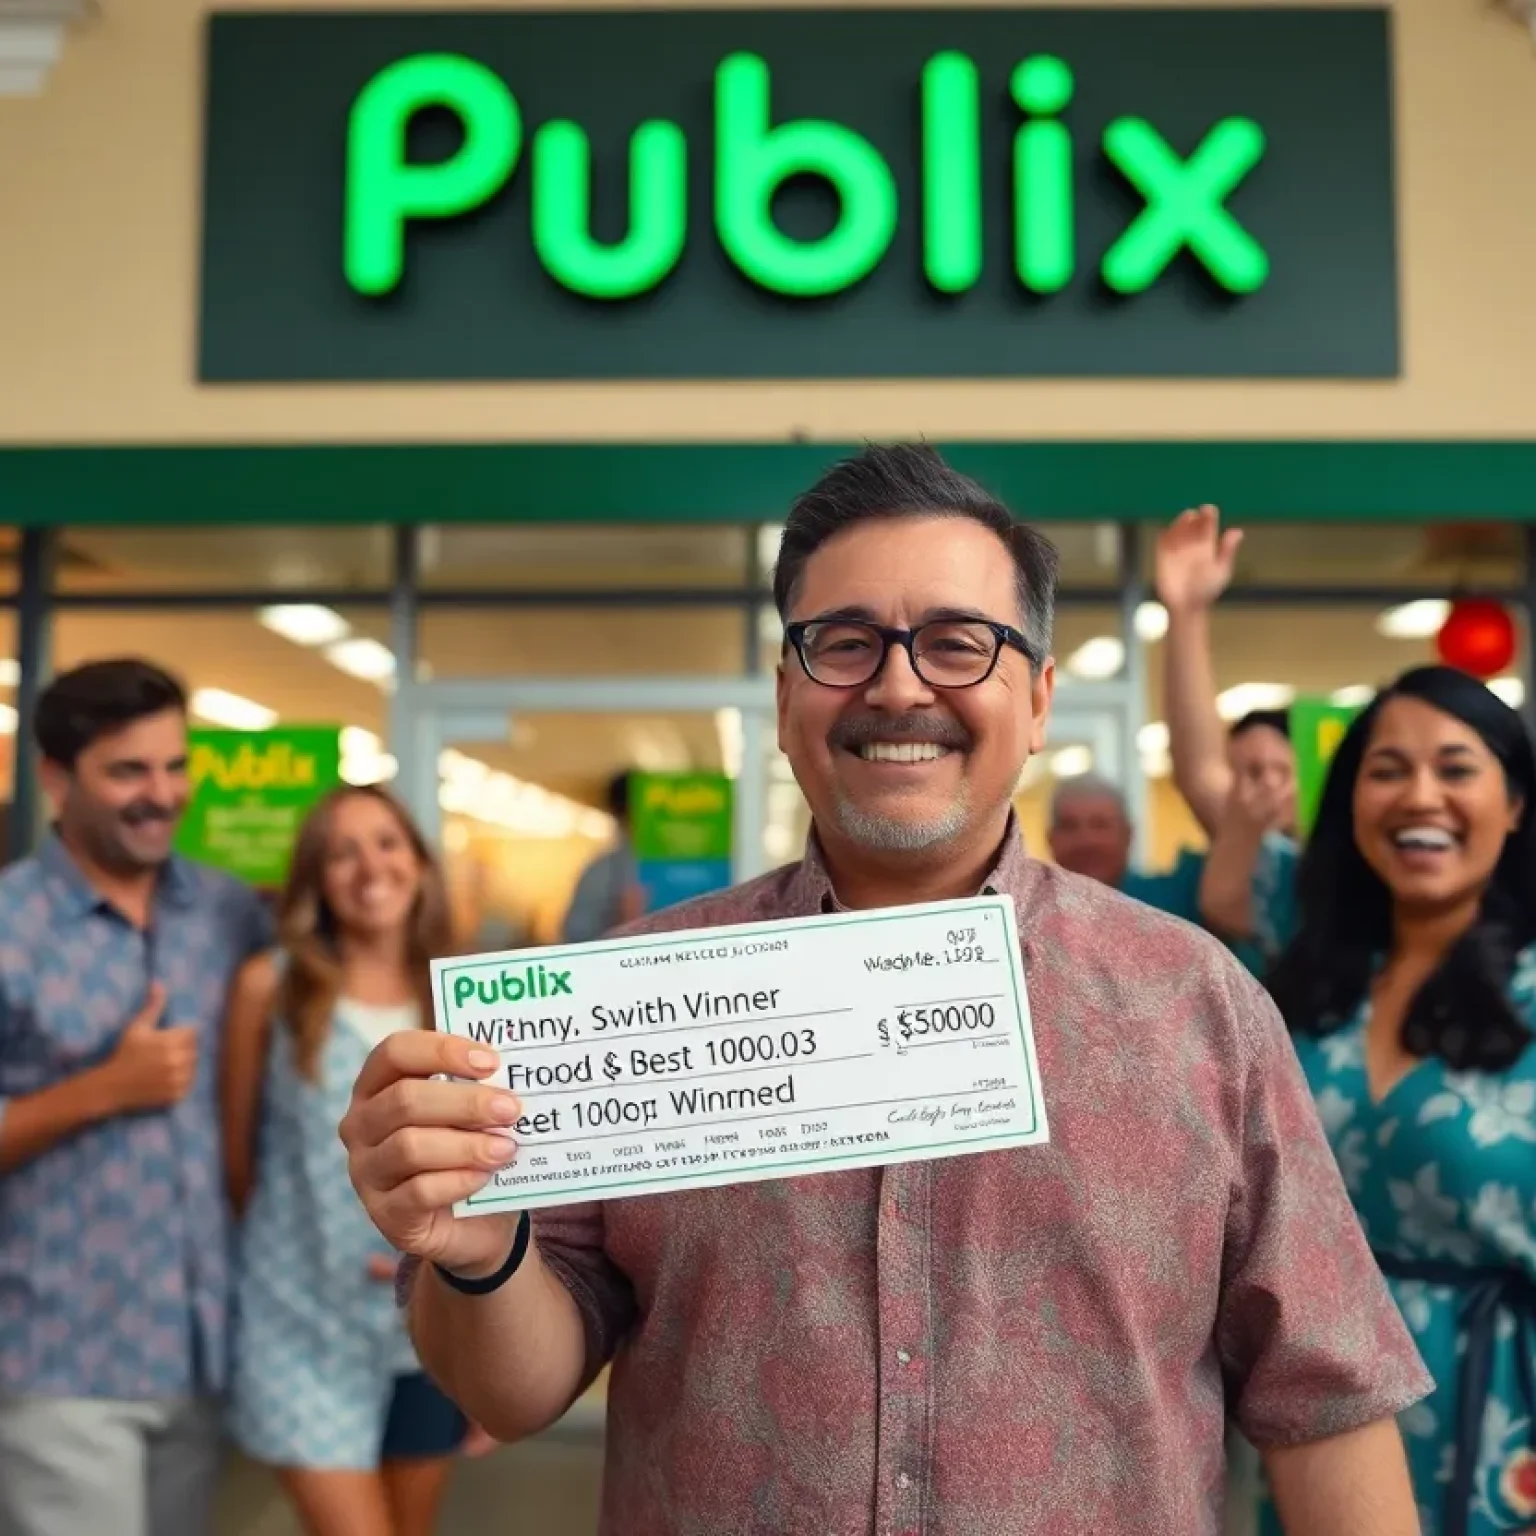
<box><xmin>393</xmin><ymin>676</ymin><xmax>775</xmax><ymax>947</ymax></box>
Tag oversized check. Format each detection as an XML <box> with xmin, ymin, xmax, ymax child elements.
<box><xmin>431</xmin><ymin>894</ymin><xmax>1048</xmax><ymax>1216</ymax></box>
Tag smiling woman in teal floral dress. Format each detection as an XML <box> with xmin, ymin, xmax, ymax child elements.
<box><xmin>1255</xmin><ymin>665</ymin><xmax>1536</xmax><ymax>1536</ymax></box>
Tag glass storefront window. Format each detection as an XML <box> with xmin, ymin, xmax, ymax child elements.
<box><xmin>1137</xmin><ymin>521</ymin><xmax>1527</xmax><ymax>589</ymax></box>
<box><xmin>55</xmin><ymin>526</ymin><xmax>394</xmax><ymax>593</ymax></box>
<box><xmin>418</xmin><ymin>606</ymin><xmax>749</xmax><ymax>678</ymax></box>
<box><xmin>0</xmin><ymin>529</ymin><xmax>20</xmax><ymax>595</ymax></box>
<box><xmin>418</xmin><ymin>524</ymin><xmax>751</xmax><ymax>592</ymax></box>
<box><xmin>49</xmin><ymin>608</ymin><xmax>393</xmax><ymax>745</ymax></box>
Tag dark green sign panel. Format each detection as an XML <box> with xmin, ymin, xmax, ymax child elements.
<box><xmin>199</xmin><ymin>8</ymin><xmax>1398</xmax><ymax>381</ymax></box>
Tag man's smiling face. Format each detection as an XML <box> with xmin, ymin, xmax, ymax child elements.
<box><xmin>776</xmin><ymin>515</ymin><xmax>1053</xmax><ymax>860</ymax></box>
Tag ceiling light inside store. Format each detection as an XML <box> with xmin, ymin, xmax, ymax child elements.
<box><xmin>0</xmin><ymin>659</ymin><xmax>19</xmax><ymax>688</ymax></box>
<box><xmin>191</xmin><ymin>688</ymin><xmax>278</xmax><ymax>731</ymax></box>
<box><xmin>1064</xmin><ymin>636</ymin><xmax>1125</xmax><ymax>681</ymax></box>
<box><xmin>0</xmin><ymin>703</ymin><xmax>16</xmax><ymax>735</ymax></box>
<box><xmin>1489</xmin><ymin>676</ymin><xmax>1526</xmax><ymax>708</ymax></box>
<box><xmin>437</xmin><ymin>748</ymin><xmax>613</xmax><ymax>840</ymax></box>
<box><xmin>1330</xmin><ymin>684</ymin><xmax>1376</xmax><ymax>708</ymax></box>
<box><xmin>1135</xmin><ymin>722</ymin><xmax>1171</xmax><ymax>780</ymax></box>
<box><xmin>1375</xmin><ymin>599</ymin><xmax>1450</xmax><ymax>640</ymax></box>
<box><xmin>715</xmin><ymin>708</ymin><xmax>744</xmax><ymax>780</ymax></box>
<box><xmin>1050</xmin><ymin>745</ymin><xmax>1093</xmax><ymax>779</ymax></box>
<box><xmin>1134</xmin><ymin>602</ymin><xmax>1169</xmax><ymax>642</ymax></box>
<box><xmin>325</xmin><ymin>637</ymin><xmax>396</xmax><ymax>685</ymax></box>
<box><xmin>757</xmin><ymin>523</ymin><xmax>784</xmax><ymax>573</ymax></box>
<box><xmin>1216</xmin><ymin>682</ymin><xmax>1295</xmax><ymax>721</ymax></box>
<box><xmin>258</xmin><ymin>604</ymin><xmax>352</xmax><ymax>648</ymax></box>
<box><xmin>339</xmin><ymin>727</ymin><xmax>397</xmax><ymax>787</ymax></box>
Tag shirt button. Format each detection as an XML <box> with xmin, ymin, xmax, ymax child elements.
<box><xmin>897</xmin><ymin>1473</ymin><xmax>911</xmax><ymax>1490</ymax></box>
<box><xmin>896</xmin><ymin>1349</ymin><xmax>912</xmax><ymax>1364</ymax></box>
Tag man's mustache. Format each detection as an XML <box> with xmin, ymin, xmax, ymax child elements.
<box><xmin>120</xmin><ymin>801</ymin><xmax>180</xmax><ymax>828</ymax></box>
<box><xmin>828</xmin><ymin>715</ymin><xmax>973</xmax><ymax>751</ymax></box>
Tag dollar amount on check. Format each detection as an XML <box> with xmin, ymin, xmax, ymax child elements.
<box><xmin>431</xmin><ymin>895</ymin><xmax>1048</xmax><ymax>1215</ymax></box>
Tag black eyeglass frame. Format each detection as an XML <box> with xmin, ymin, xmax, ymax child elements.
<box><xmin>783</xmin><ymin>617</ymin><xmax>1040</xmax><ymax>690</ymax></box>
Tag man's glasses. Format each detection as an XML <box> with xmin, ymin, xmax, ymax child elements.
<box><xmin>784</xmin><ymin>618</ymin><xmax>1037</xmax><ymax>690</ymax></box>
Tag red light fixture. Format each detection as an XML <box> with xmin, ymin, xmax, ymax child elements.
<box><xmin>1435</xmin><ymin>597</ymin><xmax>1517</xmax><ymax>680</ymax></box>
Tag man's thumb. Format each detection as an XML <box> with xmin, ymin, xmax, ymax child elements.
<box><xmin>129</xmin><ymin>982</ymin><xmax>168</xmax><ymax>1031</ymax></box>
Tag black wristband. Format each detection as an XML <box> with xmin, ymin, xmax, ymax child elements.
<box><xmin>433</xmin><ymin>1210</ymin><xmax>532</xmax><ymax>1296</ymax></box>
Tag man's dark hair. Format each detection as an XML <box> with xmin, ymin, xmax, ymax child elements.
<box><xmin>1229</xmin><ymin>709</ymin><xmax>1291</xmax><ymax>743</ymax></box>
<box><xmin>771</xmin><ymin>443</ymin><xmax>1059</xmax><ymax>664</ymax></box>
<box><xmin>606</xmin><ymin>770</ymin><xmax>631</xmax><ymax>821</ymax></box>
<box><xmin>34</xmin><ymin>658</ymin><xmax>187</xmax><ymax>769</ymax></box>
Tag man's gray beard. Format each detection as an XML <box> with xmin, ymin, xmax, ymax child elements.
<box><xmin>830</xmin><ymin>791</ymin><xmax>973</xmax><ymax>854</ymax></box>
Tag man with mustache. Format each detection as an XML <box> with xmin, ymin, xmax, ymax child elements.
<box><xmin>0</xmin><ymin>659</ymin><xmax>272</xmax><ymax>1536</ymax></box>
<box><xmin>344</xmin><ymin>445</ymin><xmax>1431</xmax><ymax>1534</ymax></box>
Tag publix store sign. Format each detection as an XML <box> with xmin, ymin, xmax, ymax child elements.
<box><xmin>200</xmin><ymin>8</ymin><xmax>1397</xmax><ymax>381</ymax></box>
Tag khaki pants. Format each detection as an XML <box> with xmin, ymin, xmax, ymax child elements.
<box><xmin>0</xmin><ymin>1395</ymin><xmax>222</xmax><ymax>1536</ymax></box>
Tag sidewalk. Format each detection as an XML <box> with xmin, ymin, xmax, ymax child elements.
<box><xmin>215</xmin><ymin>1434</ymin><xmax>604</xmax><ymax>1536</ymax></box>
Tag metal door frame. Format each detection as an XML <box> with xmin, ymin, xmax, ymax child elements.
<box><xmin>1047</xmin><ymin>677</ymin><xmax>1147</xmax><ymax>864</ymax></box>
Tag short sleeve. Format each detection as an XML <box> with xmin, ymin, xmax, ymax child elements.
<box><xmin>1217</xmin><ymin>969</ymin><xmax>1433</xmax><ymax>1446</ymax></box>
<box><xmin>1250</xmin><ymin>832</ymin><xmax>1299</xmax><ymax>962</ymax></box>
<box><xmin>533</xmin><ymin>1202</ymin><xmax>637</xmax><ymax>1388</ymax></box>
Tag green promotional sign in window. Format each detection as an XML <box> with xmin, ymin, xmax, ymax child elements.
<box><xmin>200</xmin><ymin>8</ymin><xmax>1398</xmax><ymax>382</ymax></box>
<box><xmin>630</xmin><ymin>772</ymin><xmax>734</xmax><ymax>912</ymax></box>
<box><xmin>1289</xmin><ymin>697</ymin><xmax>1364</xmax><ymax>838</ymax></box>
<box><xmin>175</xmin><ymin>727</ymin><xmax>343</xmax><ymax>888</ymax></box>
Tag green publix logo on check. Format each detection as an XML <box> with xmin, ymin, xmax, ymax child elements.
<box><xmin>345</xmin><ymin>49</ymin><xmax>1269</xmax><ymax>302</ymax></box>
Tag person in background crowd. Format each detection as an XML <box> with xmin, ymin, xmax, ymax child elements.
<box><xmin>0</xmin><ymin>659</ymin><xmax>272</xmax><ymax>1536</ymax></box>
<box><xmin>1155</xmin><ymin>504</ymin><xmax>1301</xmax><ymax>965</ymax></box>
<box><xmin>222</xmin><ymin>785</ymin><xmax>469</xmax><ymax>1536</ymax></box>
<box><xmin>1256</xmin><ymin>665</ymin><xmax>1536</xmax><ymax>1536</ymax></box>
<box><xmin>1047</xmin><ymin>773</ymin><xmax>1268</xmax><ymax>970</ymax></box>
<box><xmin>342</xmin><ymin>443</ymin><xmax>1429</xmax><ymax>1535</ymax></box>
<box><xmin>1045</xmin><ymin>775</ymin><xmax>1141</xmax><ymax>889</ymax></box>
<box><xmin>560</xmin><ymin>769</ymin><xmax>645</xmax><ymax>942</ymax></box>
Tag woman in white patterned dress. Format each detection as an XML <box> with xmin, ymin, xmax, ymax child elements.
<box><xmin>221</xmin><ymin>786</ymin><xmax>467</xmax><ymax>1536</ymax></box>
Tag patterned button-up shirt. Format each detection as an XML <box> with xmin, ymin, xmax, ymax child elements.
<box><xmin>0</xmin><ymin>834</ymin><xmax>271</xmax><ymax>1399</ymax></box>
<box><xmin>519</xmin><ymin>824</ymin><xmax>1431</xmax><ymax>1535</ymax></box>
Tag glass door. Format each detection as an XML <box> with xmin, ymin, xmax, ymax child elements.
<box><xmin>391</xmin><ymin>676</ymin><xmax>776</xmax><ymax>947</ymax></box>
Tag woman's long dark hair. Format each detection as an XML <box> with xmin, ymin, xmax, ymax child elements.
<box><xmin>1268</xmin><ymin>665</ymin><xmax>1536</xmax><ymax>1071</ymax></box>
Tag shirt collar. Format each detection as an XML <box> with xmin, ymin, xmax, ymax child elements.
<box><xmin>786</xmin><ymin>810</ymin><xmax>1032</xmax><ymax>915</ymax></box>
<box><xmin>39</xmin><ymin>829</ymin><xmax>199</xmax><ymax>920</ymax></box>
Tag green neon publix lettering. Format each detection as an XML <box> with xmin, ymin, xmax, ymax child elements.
<box><xmin>345</xmin><ymin>53</ymin><xmax>522</xmax><ymax>297</ymax></box>
<box><xmin>920</xmin><ymin>52</ymin><xmax>981</xmax><ymax>294</ymax></box>
<box><xmin>532</xmin><ymin>118</ymin><xmax>688</xmax><ymax>298</ymax></box>
<box><xmin>342</xmin><ymin>48</ymin><xmax>1270</xmax><ymax>304</ymax></box>
<box><xmin>714</xmin><ymin>51</ymin><xmax>897</xmax><ymax>298</ymax></box>
<box><xmin>1100</xmin><ymin>115</ymin><xmax>1269</xmax><ymax>294</ymax></box>
<box><xmin>1011</xmin><ymin>55</ymin><xmax>1075</xmax><ymax>295</ymax></box>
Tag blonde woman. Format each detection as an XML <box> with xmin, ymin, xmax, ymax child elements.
<box><xmin>222</xmin><ymin>786</ymin><xmax>469</xmax><ymax>1536</ymax></box>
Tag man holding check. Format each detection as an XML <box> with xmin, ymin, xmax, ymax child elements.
<box><xmin>342</xmin><ymin>445</ymin><xmax>1430</xmax><ymax>1535</ymax></box>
